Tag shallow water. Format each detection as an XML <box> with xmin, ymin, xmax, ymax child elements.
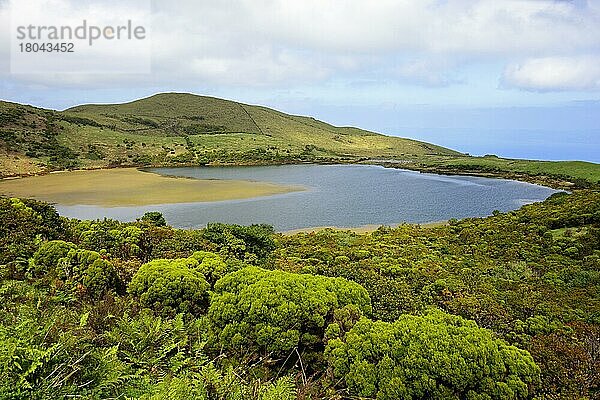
<box><xmin>54</xmin><ymin>164</ymin><xmax>560</xmax><ymax>231</ymax></box>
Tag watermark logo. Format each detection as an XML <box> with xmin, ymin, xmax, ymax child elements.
<box><xmin>10</xmin><ymin>0</ymin><xmax>151</xmax><ymax>74</ymax></box>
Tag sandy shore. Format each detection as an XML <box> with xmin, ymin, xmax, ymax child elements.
<box><xmin>281</xmin><ymin>220</ymin><xmax>448</xmax><ymax>235</ymax></box>
<box><xmin>0</xmin><ymin>168</ymin><xmax>303</xmax><ymax>207</ymax></box>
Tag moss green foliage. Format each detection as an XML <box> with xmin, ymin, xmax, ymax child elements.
<box><xmin>326</xmin><ymin>311</ymin><xmax>540</xmax><ymax>399</ymax></box>
<box><xmin>30</xmin><ymin>239</ymin><xmax>118</xmax><ymax>299</ymax></box>
<box><xmin>128</xmin><ymin>257</ymin><xmax>210</xmax><ymax>316</ymax></box>
<box><xmin>139</xmin><ymin>211</ymin><xmax>167</xmax><ymax>227</ymax></box>
<box><xmin>28</xmin><ymin>239</ymin><xmax>76</xmax><ymax>276</ymax></box>
<box><xmin>208</xmin><ymin>266</ymin><xmax>372</xmax><ymax>357</ymax></box>
<box><xmin>203</xmin><ymin>222</ymin><xmax>276</xmax><ymax>261</ymax></box>
<box><xmin>74</xmin><ymin>220</ymin><xmax>143</xmax><ymax>259</ymax></box>
<box><xmin>0</xmin><ymin>190</ymin><xmax>598</xmax><ymax>398</ymax></box>
<box><xmin>190</xmin><ymin>250</ymin><xmax>228</xmax><ymax>286</ymax></box>
<box><xmin>0</xmin><ymin>197</ymin><xmax>66</xmax><ymax>270</ymax></box>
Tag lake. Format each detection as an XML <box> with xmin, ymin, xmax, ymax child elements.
<box><xmin>52</xmin><ymin>164</ymin><xmax>560</xmax><ymax>231</ymax></box>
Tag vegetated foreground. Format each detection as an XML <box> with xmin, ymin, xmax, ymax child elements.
<box><xmin>1</xmin><ymin>93</ymin><xmax>599</xmax><ymax>188</ymax></box>
<box><xmin>1</xmin><ymin>190</ymin><xmax>598</xmax><ymax>399</ymax></box>
<box><xmin>0</xmin><ymin>168</ymin><xmax>302</xmax><ymax>206</ymax></box>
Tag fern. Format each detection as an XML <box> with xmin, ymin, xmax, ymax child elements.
<box><xmin>258</xmin><ymin>376</ymin><xmax>296</xmax><ymax>400</ymax></box>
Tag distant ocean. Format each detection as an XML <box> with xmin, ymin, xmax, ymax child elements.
<box><xmin>295</xmin><ymin>102</ymin><xmax>600</xmax><ymax>164</ymax></box>
<box><xmin>392</xmin><ymin>128</ymin><xmax>600</xmax><ymax>163</ymax></box>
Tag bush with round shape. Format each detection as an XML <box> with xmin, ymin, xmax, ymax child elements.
<box><xmin>1</xmin><ymin>198</ymin><xmax>66</xmax><ymax>269</ymax></box>
<box><xmin>208</xmin><ymin>266</ymin><xmax>371</xmax><ymax>358</ymax></box>
<box><xmin>191</xmin><ymin>251</ymin><xmax>228</xmax><ymax>286</ymax></box>
<box><xmin>57</xmin><ymin>247</ymin><xmax>117</xmax><ymax>299</ymax></box>
<box><xmin>29</xmin><ymin>240</ymin><xmax>117</xmax><ymax>298</ymax></box>
<box><xmin>325</xmin><ymin>310</ymin><xmax>540</xmax><ymax>400</ymax></box>
<box><xmin>128</xmin><ymin>258</ymin><xmax>210</xmax><ymax>316</ymax></box>
<box><xmin>29</xmin><ymin>240</ymin><xmax>76</xmax><ymax>277</ymax></box>
<box><xmin>139</xmin><ymin>211</ymin><xmax>167</xmax><ymax>227</ymax></box>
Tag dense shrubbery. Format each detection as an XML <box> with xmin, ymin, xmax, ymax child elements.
<box><xmin>29</xmin><ymin>239</ymin><xmax>118</xmax><ymax>298</ymax></box>
<box><xmin>326</xmin><ymin>311</ymin><xmax>540</xmax><ymax>399</ymax></box>
<box><xmin>28</xmin><ymin>239</ymin><xmax>76</xmax><ymax>276</ymax></box>
<box><xmin>0</xmin><ymin>197</ymin><xmax>66</xmax><ymax>270</ymax></box>
<box><xmin>128</xmin><ymin>258</ymin><xmax>210</xmax><ymax>316</ymax></box>
<box><xmin>140</xmin><ymin>225</ymin><xmax>214</xmax><ymax>260</ymax></box>
<box><xmin>0</xmin><ymin>191</ymin><xmax>599</xmax><ymax>398</ymax></box>
<box><xmin>191</xmin><ymin>250</ymin><xmax>229</xmax><ymax>286</ymax></box>
<box><xmin>208</xmin><ymin>267</ymin><xmax>371</xmax><ymax>359</ymax></box>
<box><xmin>203</xmin><ymin>222</ymin><xmax>276</xmax><ymax>261</ymax></box>
<box><xmin>274</xmin><ymin>190</ymin><xmax>600</xmax><ymax>398</ymax></box>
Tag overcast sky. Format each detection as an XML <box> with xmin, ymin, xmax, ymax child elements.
<box><xmin>1</xmin><ymin>0</ymin><xmax>599</xmax><ymax>161</ymax></box>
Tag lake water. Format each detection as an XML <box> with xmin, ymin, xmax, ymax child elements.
<box><xmin>55</xmin><ymin>164</ymin><xmax>560</xmax><ymax>231</ymax></box>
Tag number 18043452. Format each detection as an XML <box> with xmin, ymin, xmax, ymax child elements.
<box><xmin>18</xmin><ymin>42</ymin><xmax>75</xmax><ymax>53</ymax></box>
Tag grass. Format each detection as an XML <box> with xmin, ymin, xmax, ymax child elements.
<box><xmin>417</xmin><ymin>155</ymin><xmax>600</xmax><ymax>184</ymax></box>
<box><xmin>0</xmin><ymin>168</ymin><xmax>302</xmax><ymax>206</ymax></box>
<box><xmin>549</xmin><ymin>226</ymin><xmax>590</xmax><ymax>240</ymax></box>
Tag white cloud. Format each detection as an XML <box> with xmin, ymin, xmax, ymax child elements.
<box><xmin>145</xmin><ymin>0</ymin><xmax>600</xmax><ymax>88</ymax></box>
<box><xmin>502</xmin><ymin>56</ymin><xmax>600</xmax><ymax>91</ymax></box>
<box><xmin>1</xmin><ymin>0</ymin><xmax>600</xmax><ymax>90</ymax></box>
<box><xmin>234</xmin><ymin>0</ymin><xmax>600</xmax><ymax>55</ymax></box>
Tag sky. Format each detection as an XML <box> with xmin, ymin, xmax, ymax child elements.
<box><xmin>1</xmin><ymin>0</ymin><xmax>599</xmax><ymax>162</ymax></box>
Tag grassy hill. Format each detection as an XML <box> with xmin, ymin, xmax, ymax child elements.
<box><xmin>1</xmin><ymin>92</ymin><xmax>599</xmax><ymax>187</ymax></box>
<box><xmin>0</xmin><ymin>93</ymin><xmax>457</xmax><ymax>177</ymax></box>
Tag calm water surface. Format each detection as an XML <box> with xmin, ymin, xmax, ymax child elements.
<box><xmin>55</xmin><ymin>164</ymin><xmax>560</xmax><ymax>231</ymax></box>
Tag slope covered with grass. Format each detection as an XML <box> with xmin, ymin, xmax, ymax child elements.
<box><xmin>0</xmin><ymin>93</ymin><xmax>458</xmax><ymax>177</ymax></box>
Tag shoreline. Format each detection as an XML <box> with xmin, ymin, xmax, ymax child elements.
<box><xmin>0</xmin><ymin>158</ymin><xmax>590</xmax><ymax>192</ymax></box>
<box><xmin>0</xmin><ymin>167</ymin><xmax>304</xmax><ymax>207</ymax></box>
<box><xmin>281</xmin><ymin>220</ymin><xmax>449</xmax><ymax>235</ymax></box>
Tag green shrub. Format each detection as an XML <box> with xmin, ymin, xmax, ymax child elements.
<box><xmin>139</xmin><ymin>211</ymin><xmax>167</xmax><ymax>227</ymax></box>
<box><xmin>203</xmin><ymin>223</ymin><xmax>275</xmax><ymax>261</ymax></box>
<box><xmin>326</xmin><ymin>310</ymin><xmax>540</xmax><ymax>400</ymax></box>
<box><xmin>141</xmin><ymin>226</ymin><xmax>214</xmax><ymax>260</ymax></box>
<box><xmin>29</xmin><ymin>240</ymin><xmax>117</xmax><ymax>298</ymax></box>
<box><xmin>75</xmin><ymin>220</ymin><xmax>143</xmax><ymax>259</ymax></box>
<box><xmin>191</xmin><ymin>251</ymin><xmax>228</xmax><ymax>286</ymax></box>
<box><xmin>0</xmin><ymin>197</ymin><xmax>66</xmax><ymax>270</ymax></box>
<box><xmin>57</xmin><ymin>247</ymin><xmax>118</xmax><ymax>299</ymax></box>
<box><xmin>128</xmin><ymin>258</ymin><xmax>210</xmax><ymax>316</ymax></box>
<box><xmin>208</xmin><ymin>266</ymin><xmax>371</xmax><ymax>358</ymax></box>
<box><xmin>109</xmin><ymin>226</ymin><xmax>143</xmax><ymax>258</ymax></box>
<box><xmin>29</xmin><ymin>240</ymin><xmax>76</xmax><ymax>276</ymax></box>
<box><xmin>83</xmin><ymin>258</ymin><xmax>119</xmax><ymax>298</ymax></box>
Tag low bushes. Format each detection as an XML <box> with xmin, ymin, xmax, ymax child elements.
<box><xmin>128</xmin><ymin>258</ymin><xmax>210</xmax><ymax>316</ymax></box>
<box><xmin>208</xmin><ymin>266</ymin><xmax>372</xmax><ymax>358</ymax></box>
<box><xmin>29</xmin><ymin>240</ymin><xmax>117</xmax><ymax>299</ymax></box>
<box><xmin>326</xmin><ymin>310</ymin><xmax>540</xmax><ymax>400</ymax></box>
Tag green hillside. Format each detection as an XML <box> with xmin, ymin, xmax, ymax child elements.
<box><xmin>1</xmin><ymin>92</ymin><xmax>599</xmax><ymax>187</ymax></box>
<box><xmin>0</xmin><ymin>93</ymin><xmax>458</xmax><ymax>177</ymax></box>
